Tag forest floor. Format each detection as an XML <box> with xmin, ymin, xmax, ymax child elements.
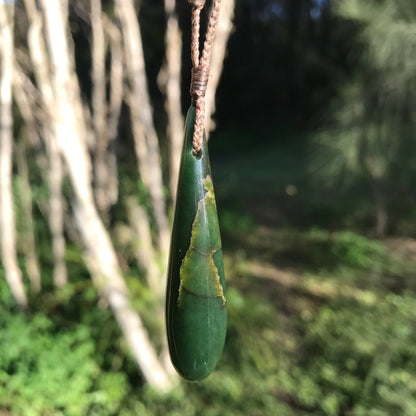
<box><xmin>204</xmin><ymin>126</ymin><xmax>416</xmax><ymax>414</ymax></box>
<box><xmin>2</xmin><ymin>127</ymin><xmax>416</xmax><ymax>415</ymax></box>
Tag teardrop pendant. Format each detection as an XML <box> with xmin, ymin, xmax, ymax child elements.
<box><xmin>166</xmin><ymin>106</ymin><xmax>227</xmax><ymax>381</ymax></box>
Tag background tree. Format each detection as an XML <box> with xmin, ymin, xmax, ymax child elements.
<box><xmin>0</xmin><ymin>1</ymin><xmax>28</xmax><ymax>308</ymax></box>
<box><xmin>311</xmin><ymin>0</ymin><xmax>416</xmax><ymax>235</ymax></box>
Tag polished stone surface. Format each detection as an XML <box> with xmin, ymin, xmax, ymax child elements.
<box><xmin>166</xmin><ymin>106</ymin><xmax>227</xmax><ymax>381</ymax></box>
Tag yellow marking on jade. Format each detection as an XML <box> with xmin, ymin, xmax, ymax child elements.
<box><xmin>178</xmin><ymin>175</ymin><xmax>225</xmax><ymax>305</ymax></box>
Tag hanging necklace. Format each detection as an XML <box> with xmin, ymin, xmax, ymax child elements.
<box><xmin>166</xmin><ymin>0</ymin><xmax>227</xmax><ymax>381</ymax></box>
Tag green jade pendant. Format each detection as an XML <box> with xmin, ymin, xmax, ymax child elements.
<box><xmin>166</xmin><ymin>106</ymin><xmax>227</xmax><ymax>381</ymax></box>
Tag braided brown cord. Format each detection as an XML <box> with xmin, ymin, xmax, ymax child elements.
<box><xmin>200</xmin><ymin>0</ymin><xmax>221</xmax><ymax>68</ymax></box>
<box><xmin>188</xmin><ymin>0</ymin><xmax>222</xmax><ymax>155</ymax></box>
<box><xmin>189</xmin><ymin>3</ymin><xmax>203</xmax><ymax>68</ymax></box>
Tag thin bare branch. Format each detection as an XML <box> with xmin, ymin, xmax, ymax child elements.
<box><xmin>13</xmin><ymin>65</ymin><xmax>42</xmax><ymax>293</ymax></box>
<box><xmin>23</xmin><ymin>0</ymin><xmax>68</xmax><ymax>288</ymax></box>
<box><xmin>0</xmin><ymin>1</ymin><xmax>28</xmax><ymax>307</ymax></box>
<box><xmin>160</xmin><ymin>0</ymin><xmax>184</xmax><ymax>201</ymax></box>
<box><xmin>91</xmin><ymin>0</ymin><xmax>112</xmax><ymax>218</ymax></box>
<box><xmin>115</xmin><ymin>0</ymin><xmax>170</xmax><ymax>255</ymax></box>
<box><xmin>205</xmin><ymin>0</ymin><xmax>235</xmax><ymax>135</ymax></box>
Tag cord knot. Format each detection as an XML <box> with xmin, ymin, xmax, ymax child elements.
<box><xmin>187</xmin><ymin>0</ymin><xmax>206</xmax><ymax>9</ymax></box>
<box><xmin>190</xmin><ymin>66</ymin><xmax>209</xmax><ymax>102</ymax></box>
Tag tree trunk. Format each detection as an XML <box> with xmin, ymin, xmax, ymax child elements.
<box><xmin>104</xmin><ymin>16</ymin><xmax>123</xmax><ymax>210</ymax></box>
<box><xmin>0</xmin><ymin>2</ymin><xmax>28</xmax><ymax>308</ymax></box>
<box><xmin>23</xmin><ymin>0</ymin><xmax>68</xmax><ymax>288</ymax></box>
<box><xmin>39</xmin><ymin>0</ymin><xmax>173</xmax><ymax>391</ymax></box>
<box><xmin>115</xmin><ymin>0</ymin><xmax>170</xmax><ymax>255</ymax></box>
<box><xmin>159</xmin><ymin>0</ymin><xmax>184</xmax><ymax>201</ymax></box>
<box><xmin>204</xmin><ymin>0</ymin><xmax>235</xmax><ymax>136</ymax></box>
<box><xmin>47</xmin><ymin>135</ymin><xmax>68</xmax><ymax>288</ymax></box>
<box><xmin>125</xmin><ymin>197</ymin><xmax>177</xmax><ymax>378</ymax></box>
<box><xmin>16</xmin><ymin>136</ymin><xmax>42</xmax><ymax>294</ymax></box>
<box><xmin>126</xmin><ymin>198</ymin><xmax>161</xmax><ymax>296</ymax></box>
<box><xmin>91</xmin><ymin>0</ymin><xmax>112</xmax><ymax>219</ymax></box>
<box><xmin>13</xmin><ymin>66</ymin><xmax>42</xmax><ymax>293</ymax></box>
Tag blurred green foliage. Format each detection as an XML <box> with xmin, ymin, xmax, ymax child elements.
<box><xmin>0</xmin><ymin>302</ymin><xmax>128</xmax><ymax>415</ymax></box>
<box><xmin>2</xmin><ymin>220</ymin><xmax>416</xmax><ymax>415</ymax></box>
<box><xmin>309</xmin><ymin>0</ymin><xmax>416</xmax><ymax>234</ymax></box>
<box><xmin>300</xmin><ymin>294</ymin><xmax>416</xmax><ymax>416</ymax></box>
